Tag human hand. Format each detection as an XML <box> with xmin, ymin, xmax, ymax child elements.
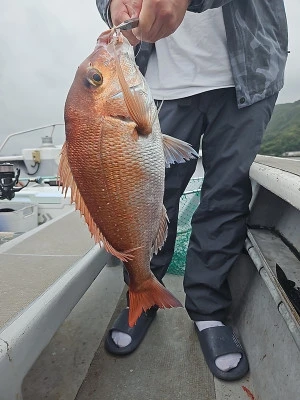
<box><xmin>110</xmin><ymin>0</ymin><xmax>142</xmax><ymax>46</ymax></box>
<box><xmin>132</xmin><ymin>0</ymin><xmax>190</xmax><ymax>42</ymax></box>
<box><xmin>110</xmin><ymin>0</ymin><xmax>190</xmax><ymax>44</ymax></box>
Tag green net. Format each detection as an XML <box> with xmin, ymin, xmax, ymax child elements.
<box><xmin>168</xmin><ymin>177</ymin><xmax>203</xmax><ymax>276</ymax></box>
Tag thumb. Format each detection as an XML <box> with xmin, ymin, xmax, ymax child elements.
<box><xmin>121</xmin><ymin>30</ymin><xmax>140</xmax><ymax>46</ymax></box>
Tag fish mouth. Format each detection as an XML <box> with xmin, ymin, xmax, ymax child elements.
<box><xmin>111</xmin><ymin>115</ymin><xmax>133</xmax><ymax>123</ymax></box>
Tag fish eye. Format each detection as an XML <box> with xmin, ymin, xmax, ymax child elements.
<box><xmin>92</xmin><ymin>73</ymin><xmax>102</xmax><ymax>82</ymax></box>
<box><xmin>86</xmin><ymin>68</ymin><xmax>103</xmax><ymax>87</ymax></box>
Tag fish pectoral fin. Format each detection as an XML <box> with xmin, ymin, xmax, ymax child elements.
<box><xmin>162</xmin><ymin>134</ymin><xmax>199</xmax><ymax>168</ymax></box>
<box><xmin>152</xmin><ymin>205</ymin><xmax>169</xmax><ymax>256</ymax></box>
<box><xmin>113</xmin><ymin>43</ymin><xmax>152</xmax><ymax>135</ymax></box>
<box><xmin>128</xmin><ymin>275</ymin><xmax>182</xmax><ymax>327</ymax></box>
<box><xmin>128</xmin><ymin>89</ymin><xmax>153</xmax><ymax>135</ymax></box>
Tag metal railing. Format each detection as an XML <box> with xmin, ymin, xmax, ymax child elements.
<box><xmin>0</xmin><ymin>123</ymin><xmax>64</xmax><ymax>155</ymax></box>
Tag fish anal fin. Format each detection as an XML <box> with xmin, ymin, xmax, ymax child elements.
<box><xmin>152</xmin><ymin>205</ymin><xmax>169</xmax><ymax>256</ymax></box>
<box><xmin>58</xmin><ymin>142</ymin><xmax>134</xmax><ymax>263</ymax></box>
<box><xmin>162</xmin><ymin>134</ymin><xmax>199</xmax><ymax>168</ymax></box>
<box><xmin>128</xmin><ymin>275</ymin><xmax>182</xmax><ymax>327</ymax></box>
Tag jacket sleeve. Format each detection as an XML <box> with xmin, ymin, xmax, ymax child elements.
<box><xmin>96</xmin><ymin>0</ymin><xmax>113</xmax><ymax>27</ymax></box>
<box><xmin>188</xmin><ymin>1</ymin><xmax>233</xmax><ymax>13</ymax></box>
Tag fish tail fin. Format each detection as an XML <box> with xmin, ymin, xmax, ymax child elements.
<box><xmin>128</xmin><ymin>276</ymin><xmax>182</xmax><ymax>327</ymax></box>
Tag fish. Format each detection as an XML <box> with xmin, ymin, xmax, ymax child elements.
<box><xmin>58</xmin><ymin>29</ymin><xmax>198</xmax><ymax>327</ymax></box>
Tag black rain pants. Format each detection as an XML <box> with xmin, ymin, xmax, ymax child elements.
<box><xmin>149</xmin><ymin>88</ymin><xmax>277</xmax><ymax>322</ymax></box>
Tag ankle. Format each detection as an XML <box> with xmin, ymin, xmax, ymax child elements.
<box><xmin>195</xmin><ymin>320</ymin><xmax>224</xmax><ymax>332</ymax></box>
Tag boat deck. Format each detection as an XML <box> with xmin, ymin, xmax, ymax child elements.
<box><xmin>18</xmin><ymin>226</ymin><xmax>256</xmax><ymax>400</ymax></box>
<box><xmin>74</xmin><ymin>263</ymin><xmax>258</xmax><ymax>400</ymax></box>
<box><xmin>0</xmin><ymin>211</ymin><xmax>256</xmax><ymax>399</ymax></box>
<box><xmin>1</xmin><ymin>155</ymin><xmax>300</xmax><ymax>399</ymax></box>
<box><xmin>0</xmin><ymin>211</ymin><xmax>94</xmax><ymax>329</ymax></box>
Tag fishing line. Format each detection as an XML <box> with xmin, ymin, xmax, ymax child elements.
<box><xmin>123</xmin><ymin>3</ymin><xmax>142</xmax><ymax>58</ymax></box>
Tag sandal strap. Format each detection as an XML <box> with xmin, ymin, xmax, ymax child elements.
<box><xmin>195</xmin><ymin>324</ymin><xmax>249</xmax><ymax>381</ymax></box>
<box><xmin>197</xmin><ymin>325</ymin><xmax>244</xmax><ymax>360</ymax></box>
<box><xmin>105</xmin><ymin>307</ymin><xmax>157</xmax><ymax>355</ymax></box>
<box><xmin>110</xmin><ymin>307</ymin><xmax>157</xmax><ymax>335</ymax></box>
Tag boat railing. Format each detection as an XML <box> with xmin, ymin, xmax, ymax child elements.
<box><xmin>0</xmin><ymin>212</ymin><xmax>108</xmax><ymax>400</ymax></box>
<box><xmin>0</xmin><ymin>124</ymin><xmax>64</xmax><ymax>159</ymax></box>
<box><xmin>247</xmin><ymin>155</ymin><xmax>300</xmax><ymax>348</ymax></box>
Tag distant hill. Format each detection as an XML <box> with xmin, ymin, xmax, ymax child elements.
<box><xmin>260</xmin><ymin>99</ymin><xmax>300</xmax><ymax>156</ymax></box>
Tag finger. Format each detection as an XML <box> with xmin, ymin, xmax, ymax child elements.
<box><xmin>152</xmin><ymin>19</ymin><xmax>178</xmax><ymax>41</ymax></box>
<box><xmin>125</xmin><ymin>0</ymin><xmax>142</xmax><ymax>19</ymax></box>
<box><xmin>110</xmin><ymin>0</ymin><xmax>142</xmax><ymax>26</ymax></box>
<box><xmin>111</xmin><ymin>10</ymin><xmax>130</xmax><ymax>27</ymax></box>
<box><xmin>134</xmin><ymin>17</ymin><xmax>167</xmax><ymax>43</ymax></box>
<box><xmin>122</xmin><ymin>31</ymin><xmax>140</xmax><ymax>46</ymax></box>
<box><xmin>132</xmin><ymin>0</ymin><xmax>188</xmax><ymax>42</ymax></box>
<box><xmin>110</xmin><ymin>0</ymin><xmax>131</xmax><ymax>26</ymax></box>
<box><xmin>132</xmin><ymin>1</ymin><xmax>176</xmax><ymax>42</ymax></box>
<box><xmin>132</xmin><ymin>0</ymin><xmax>156</xmax><ymax>40</ymax></box>
<box><xmin>109</xmin><ymin>7</ymin><xmax>140</xmax><ymax>45</ymax></box>
<box><xmin>110</xmin><ymin>1</ymin><xmax>141</xmax><ymax>45</ymax></box>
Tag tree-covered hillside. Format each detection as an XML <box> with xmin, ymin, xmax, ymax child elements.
<box><xmin>260</xmin><ymin>100</ymin><xmax>300</xmax><ymax>156</ymax></box>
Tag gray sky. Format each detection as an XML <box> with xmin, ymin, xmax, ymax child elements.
<box><xmin>0</xmin><ymin>0</ymin><xmax>299</xmax><ymax>137</ymax></box>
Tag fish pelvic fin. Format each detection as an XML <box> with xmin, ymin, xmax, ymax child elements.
<box><xmin>152</xmin><ymin>205</ymin><xmax>169</xmax><ymax>256</ymax></box>
<box><xmin>162</xmin><ymin>134</ymin><xmax>199</xmax><ymax>168</ymax></box>
<box><xmin>113</xmin><ymin>42</ymin><xmax>152</xmax><ymax>136</ymax></box>
<box><xmin>128</xmin><ymin>275</ymin><xmax>182</xmax><ymax>327</ymax></box>
<box><xmin>58</xmin><ymin>143</ymin><xmax>135</xmax><ymax>263</ymax></box>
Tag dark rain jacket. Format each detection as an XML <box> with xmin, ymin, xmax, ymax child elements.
<box><xmin>96</xmin><ymin>0</ymin><xmax>288</xmax><ymax>108</ymax></box>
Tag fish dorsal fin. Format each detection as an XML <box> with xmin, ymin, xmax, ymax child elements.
<box><xmin>152</xmin><ymin>205</ymin><xmax>169</xmax><ymax>256</ymax></box>
<box><xmin>58</xmin><ymin>143</ymin><xmax>134</xmax><ymax>262</ymax></box>
<box><xmin>162</xmin><ymin>134</ymin><xmax>199</xmax><ymax>168</ymax></box>
<box><xmin>113</xmin><ymin>42</ymin><xmax>152</xmax><ymax>135</ymax></box>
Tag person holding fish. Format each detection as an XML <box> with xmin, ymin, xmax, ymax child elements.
<box><xmin>90</xmin><ymin>0</ymin><xmax>288</xmax><ymax>381</ymax></box>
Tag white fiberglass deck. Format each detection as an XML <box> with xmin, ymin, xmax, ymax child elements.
<box><xmin>0</xmin><ymin>155</ymin><xmax>300</xmax><ymax>400</ymax></box>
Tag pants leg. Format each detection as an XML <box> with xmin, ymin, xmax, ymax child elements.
<box><xmin>184</xmin><ymin>88</ymin><xmax>278</xmax><ymax>322</ymax></box>
<box><xmin>123</xmin><ymin>96</ymin><xmax>205</xmax><ymax>285</ymax></box>
<box><xmin>150</xmin><ymin>96</ymin><xmax>206</xmax><ymax>281</ymax></box>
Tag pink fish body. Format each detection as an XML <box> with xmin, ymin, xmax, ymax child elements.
<box><xmin>59</xmin><ymin>30</ymin><xmax>198</xmax><ymax>326</ymax></box>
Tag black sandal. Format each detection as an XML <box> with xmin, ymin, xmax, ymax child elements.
<box><xmin>195</xmin><ymin>324</ymin><xmax>249</xmax><ymax>381</ymax></box>
<box><xmin>105</xmin><ymin>307</ymin><xmax>157</xmax><ymax>356</ymax></box>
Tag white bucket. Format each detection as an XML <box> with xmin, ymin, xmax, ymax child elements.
<box><xmin>0</xmin><ymin>200</ymin><xmax>38</xmax><ymax>232</ymax></box>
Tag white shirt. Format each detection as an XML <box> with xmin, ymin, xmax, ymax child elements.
<box><xmin>145</xmin><ymin>8</ymin><xmax>234</xmax><ymax>100</ymax></box>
